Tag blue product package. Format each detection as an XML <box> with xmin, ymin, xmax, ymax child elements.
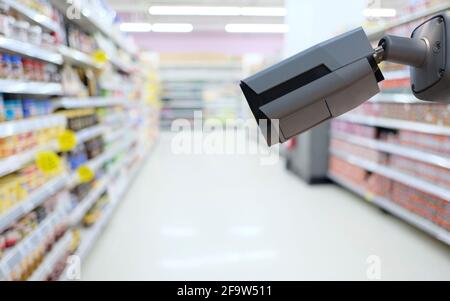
<box><xmin>22</xmin><ymin>99</ymin><xmax>34</xmax><ymax>118</ymax></box>
<box><xmin>4</xmin><ymin>99</ymin><xmax>23</xmax><ymax>121</ymax></box>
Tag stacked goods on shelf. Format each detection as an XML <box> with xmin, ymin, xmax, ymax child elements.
<box><xmin>0</xmin><ymin>1</ymin><xmax>160</xmax><ymax>281</ymax></box>
<box><xmin>0</xmin><ymin>190</ymin><xmax>71</xmax><ymax>281</ymax></box>
<box><xmin>329</xmin><ymin>1</ymin><xmax>450</xmax><ymax>245</ymax></box>
<box><xmin>159</xmin><ymin>53</ymin><xmax>242</xmax><ymax>128</ymax></box>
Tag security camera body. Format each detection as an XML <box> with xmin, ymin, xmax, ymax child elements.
<box><xmin>241</xmin><ymin>28</ymin><xmax>384</xmax><ymax>146</ymax></box>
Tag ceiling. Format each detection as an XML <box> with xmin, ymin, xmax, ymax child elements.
<box><xmin>108</xmin><ymin>0</ymin><xmax>286</xmax><ymax>32</ymax></box>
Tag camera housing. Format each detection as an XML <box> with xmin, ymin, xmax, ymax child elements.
<box><xmin>240</xmin><ymin>28</ymin><xmax>383</xmax><ymax>146</ymax></box>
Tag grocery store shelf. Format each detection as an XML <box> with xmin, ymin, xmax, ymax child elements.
<box><xmin>0</xmin><ymin>79</ymin><xmax>63</xmax><ymax>95</ymax></box>
<box><xmin>0</xmin><ymin>210</ymin><xmax>66</xmax><ymax>280</ymax></box>
<box><xmin>330</xmin><ymin>150</ymin><xmax>450</xmax><ymax>202</ymax></box>
<box><xmin>68</xmin><ymin>179</ymin><xmax>109</xmax><ymax>226</ymax></box>
<box><xmin>331</xmin><ymin>131</ymin><xmax>450</xmax><ymax>169</ymax></box>
<box><xmin>28</xmin><ymin>231</ymin><xmax>72</xmax><ymax>281</ymax></box>
<box><xmin>366</xmin><ymin>2</ymin><xmax>450</xmax><ymax>41</ymax></box>
<box><xmin>338</xmin><ymin>114</ymin><xmax>450</xmax><ymax>136</ymax></box>
<box><xmin>0</xmin><ymin>140</ymin><xmax>58</xmax><ymax>177</ymax></box>
<box><xmin>49</xmin><ymin>0</ymin><xmax>136</xmax><ymax>57</ymax></box>
<box><xmin>59</xmin><ymin>147</ymin><xmax>150</xmax><ymax>281</ymax></box>
<box><xmin>68</xmin><ymin>136</ymin><xmax>135</xmax><ymax>187</ymax></box>
<box><xmin>370</xmin><ymin>93</ymin><xmax>425</xmax><ymax>104</ymax></box>
<box><xmin>0</xmin><ymin>36</ymin><xmax>63</xmax><ymax>64</ymax></box>
<box><xmin>58</xmin><ymin>45</ymin><xmax>101</xmax><ymax>69</ymax></box>
<box><xmin>55</xmin><ymin>97</ymin><xmax>127</xmax><ymax>109</ymax></box>
<box><xmin>0</xmin><ymin>174</ymin><xmax>69</xmax><ymax>233</ymax></box>
<box><xmin>75</xmin><ymin>125</ymin><xmax>106</xmax><ymax>145</ymax></box>
<box><xmin>109</xmin><ymin>57</ymin><xmax>133</xmax><ymax>74</ymax></box>
<box><xmin>0</xmin><ymin>114</ymin><xmax>66</xmax><ymax>138</ymax></box>
<box><xmin>328</xmin><ymin>173</ymin><xmax>450</xmax><ymax>245</ymax></box>
<box><xmin>3</xmin><ymin>0</ymin><xmax>62</xmax><ymax>33</ymax></box>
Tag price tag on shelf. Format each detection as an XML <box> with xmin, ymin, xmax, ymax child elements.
<box><xmin>58</xmin><ymin>130</ymin><xmax>77</xmax><ymax>152</ymax></box>
<box><xmin>77</xmin><ymin>165</ymin><xmax>95</xmax><ymax>183</ymax></box>
<box><xmin>35</xmin><ymin>151</ymin><xmax>62</xmax><ymax>175</ymax></box>
<box><xmin>92</xmin><ymin>50</ymin><xmax>109</xmax><ymax>65</ymax></box>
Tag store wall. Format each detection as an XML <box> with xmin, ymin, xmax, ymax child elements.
<box><xmin>283</xmin><ymin>0</ymin><xmax>366</xmax><ymax>183</ymax></box>
<box><xmin>132</xmin><ymin>32</ymin><xmax>285</xmax><ymax>56</ymax></box>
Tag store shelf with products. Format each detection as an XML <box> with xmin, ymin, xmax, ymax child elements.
<box><xmin>28</xmin><ymin>230</ymin><xmax>72</xmax><ymax>281</ymax></box>
<box><xmin>59</xmin><ymin>143</ymin><xmax>150</xmax><ymax>281</ymax></box>
<box><xmin>0</xmin><ymin>0</ymin><xmax>160</xmax><ymax>282</ymax></box>
<box><xmin>0</xmin><ymin>140</ymin><xmax>58</xmax><ymax>177</ymax></box>
<box><xmin>159</xmin><ymin>54</ymin><xmax>243</xmax><ymax>128</ymax></box>
<box><xmin>0</xmin><ymin>80</ymin><xmax>63</xmax><ymax>95</ymax></box>
<box><xmin>331</xmin><ymin>131</ymin><xmax>450</xmax><ymax>170</ymax></box>
<box><xmin>57</xmin><ymin>45</ymin><xmax>102</xmax><ymax>70</ymax></box>
<box><xmin>2</xmin><ymin>0</ymin><xmax>61</xmax><ymax>33</ymax></box>
<box><xmin>0</xmin><ymin>205</ymin><xmax>69</xmax><ymax>280</ymax></box>
<box><xmin>0</xmin><ymin>113</ymin><xmax>65</xmax><ymax>138</ymax></box>
<box><xmin>338</xmin><ymin>114</ymin><xmax>450</xmax><ymax>136</ymax></box>
<box><xmin>0</xmin><ymin>173</ymin><xmax>68</xmax><ymax>233</ymax></box>
<box><xmin>0</xmin><ymin>36</ymin><xmax>63</xmax><ymax>65</ymax></box>
<box><xmin>55</xmin><ymin>97</ymin><xmax>128</xmax><ymax>109</ymax></box>
<box><xmin>328</xmin><ymin>173</ymin><xmax>450</xmax><ymax>245</ymax></box>
<box><xmin>330</xmin><ymin>149</ymin><xmax>450</xmax><ymax>202</ymax></box>
<box><xmin>49</xmin><ymin>0</ymin><xmax>137</xmax><ymax>57</ymax></box>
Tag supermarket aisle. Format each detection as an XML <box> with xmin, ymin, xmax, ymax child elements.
<box><xmin>82</xmin><ymin>133</ymin><xmax>450</xmax><ymax>281</ymax></box>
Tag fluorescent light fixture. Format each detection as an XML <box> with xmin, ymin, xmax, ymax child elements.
<box><xmin>149</xmin><ymin>6</ymin><xmax>287</xmax><ymax>17</ymax></box>
<box><xmin>225</xmin><ymin>24</ymin><xmax>290</xmax><ymax>33</ymax></box>
<box><xmin>150</xmin><ymin>6</ymin><xmax>240</xmax><ymax>16</ymax></box>
<box><xmin>363</xmin><ymin>8</ymin><xmax>397</xmax><ymax>17</ymax></box>
<box><xmin>152</xmin><ymin>23</ymin><xmax>194</xmax><ymax>33</ymax></box>
<box><xmin>120</xmin><ymin>22</ymin><xmax>152</xmax><ymax>32</ymax></box>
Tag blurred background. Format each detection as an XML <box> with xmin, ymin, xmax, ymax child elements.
<box><xmin>0</xmin><ymin>0</ymin><xmax>449</xmax><ymax>281</ymax></box>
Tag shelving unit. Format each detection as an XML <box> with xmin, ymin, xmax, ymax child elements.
<box><xmin>0</xmin><ymin>174</ymin><xmax>69</xmax><ymax>233</ymax></box>
<box><xmin>55</xmin><ymin>97</ymin><xmax>127</xmax><ymax>109</ymax></box>
<box><xmin>328</xmin><ymin>173</ymin><xmax>450</xmax><ymax>245</ymax></box>
<box><xmin>0</xmin><ymin>36</ymin><xmax>63</xmax><ymax>64</ymax></box>
<box><xmin>0</xmin><ymin>79</ymin><xmax>63</xmax><ymax>95</ymax></box>
<box><xmin>58</xmin><ymin>45</ymin><xmax>102</xmax><ymax>69</ymax></box>
<box><xmin>159</xmin><ymin>56</ymin><xmax>243</xmax><ymax>128</ymax></box>
<box><xmin>331</xmin><ymin>131</ymin><xmax>450</xmax><ymax>169</ymax></box>
<box><xmin>329</xmin><ymin>2</ymin><xmax>450</xmax><ymax>244</ymax></box>
<box><xmin>3</xmin><ymin>0</ymin><xmax>61</xmax><ymax>33</ymax></box>
<box><xmin>0</xmin><ymin>0</ymin><xmax>160</xmax><ymax>281</ymax></box>
<box><xmin>338</xmin><ymin>114</ymin><xmax>450</xmax><ymax>136</ymax></box>
<box><xmin>331</xmin><ymin>149</ymin><xmax>450</xmax><ymax>202</ymax></box>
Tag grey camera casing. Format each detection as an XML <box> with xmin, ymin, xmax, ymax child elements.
<box><xmin>241</xmin><ymin>28</ymin><xmax>383</xmax><ymax>146</ymax></box>
<box><xmin>411</xmin><ymin>12</ymin><xmax>450</xmax><ymax>102</ymax></box>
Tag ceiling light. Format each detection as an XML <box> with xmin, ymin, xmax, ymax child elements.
<box><xmin>149</xmin><ymin>6</ymin><xmax>241</xmax><ymax>16</ymax></box>
<box><xmin>363</xmin><ymin>8</ymin><xmax>397</xmax><ymax>17</ymax></box>
<box><xmin>120</xmin><ymin>22</ymin><xmax>152</xmax><ymax>32</ymax></box>
<box><xmin>225</xmin><ymin>24</ymin><xmax>290</xmax><ymax>33</ymax></box>
<box><xmin>240</xmin><ymin>7</ymin><xmax>287</xmax><ymax>17</ymax></box>
<box><xmin>152</xmin><ymin>23</ymin><xmax>194</xmax><ymax>33</ymax></box>
<box><xmin>149</xmin><ymin>6</ymin><xmax>287</xmax><ymax>17</ymax></box>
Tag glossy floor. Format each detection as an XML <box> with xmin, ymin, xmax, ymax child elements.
<box><xmin>82</xmin><ymin>134</ymin><xmax>450</xmax><ymax>280</ymax></box>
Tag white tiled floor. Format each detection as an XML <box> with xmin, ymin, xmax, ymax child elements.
<box><xmin>82</xmin><ymin>134</ymin><xmax>450</xmax><ymax>280</ymax></box>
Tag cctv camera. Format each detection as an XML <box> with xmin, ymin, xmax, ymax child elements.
<box><xmin>241</xmin><ymin>12</ymin><xmax>450</xmax><ymax>146</ymax></box>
